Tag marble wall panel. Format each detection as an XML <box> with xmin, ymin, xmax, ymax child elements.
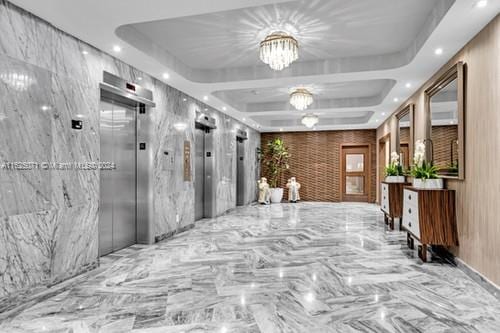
<box><xmin>0</xmin><ymin>0</ymin><xmax>259</xmax><ymax>301</ymax></box>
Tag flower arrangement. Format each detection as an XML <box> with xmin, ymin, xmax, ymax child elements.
<box><xmin>410</xmin><ymin>140</ymin><xmax>439</xmax><ymax>180</ymax></box>
<box><xmin>385</xmin><ymin>151</ymin><xmax>404</xmax><ymax>177</ymax></box>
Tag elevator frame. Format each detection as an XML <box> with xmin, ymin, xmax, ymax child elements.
<box><xmin>99</xmin><ymin>71</ymin><xmax>156</xmax><ymax>254</ymax></box>
<box><xmin>194</xmin><ymin>111</ymin><xmax>216</xmax><ymax>220</ymax></box>
<box><xmin>236</xmin><ymin>129</ymin><xmax>248</xmax><ymax>206</ymax></box>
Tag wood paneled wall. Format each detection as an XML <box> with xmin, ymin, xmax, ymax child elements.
<box><xmin>377</xmin><ymin>14</ymin><xmax>500</xmax><ymax>286</ymax></box>
<box><xmin>261</xmin><ymin>130</ymin><xmax>376</xmax><ymax>202</ymax></box>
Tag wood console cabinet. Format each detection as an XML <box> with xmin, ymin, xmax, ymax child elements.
<box><xmin>402</xmin><ymin>187</ymin><xmax>458</xmax><ymax>262</ymax></box>
<box><xmin>380</xmin><ymin>182</ymin><xmax>411</xmax><ymax>230</ymax></box>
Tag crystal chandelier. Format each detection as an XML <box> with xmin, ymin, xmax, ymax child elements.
<box><xmin>259</xmin><ymin>31</ymin><xmax>299</xmax><ymax>71</ymax></box>
<box><xmin>290</xmin><ymin>88</ymin><xmax>313</xmax><ymax>110</ymax></box>
<box><xmin>301</xmin><ymin>114</ymin><xmax>319</xmax><ymax>128</ymax></box>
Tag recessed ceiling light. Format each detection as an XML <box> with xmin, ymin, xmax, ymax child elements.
<box><xmin>203</xmin><ymin>96</ymin><xmax>208</xmax><ymax>101</ymax></box>
<box><xmin>280</xmin><ymin>128</ymin><xmax>283</xmax><ymax>132</ymax></box>
<box><xmin>162</xmin><ymin>73</ymin><xmax>170</xmax><ymax>79</ymax></box>
<box><xmin>82</xmin><ymin>50</ymin><xmax>89</xmax><ymax>55</ymax></box>
<box><xmin>183</xmin><ymin>98</ymin><xmax>187</xmax><ymax>102</ymax></box>
<box><xmin>476</xmin><ymin>0</ymin><xmax>487</xmax><ymax>8</ymax></box>
<box><xmin>382</xmin><ymin>112</ymin><xmax>386</xmax><ymax>116</ymax></box>
<box><xmin>375</xmin><ymin>119</ymin><xmax>379</xmax><ymax>123</ymax></box>
<box><xmin>393</xmin><ymin>97</ymin><xmax>399</xmax><ymax>102</ymax></box>
<box><xmin>137</xmin><ymin>77</ymin><xmax>142</xmax><ymax>81</ymax></box>
<box><xmin>405</xmin><ymin>83</ymin><xmax>412</xmax><ymax>88</ymax></box>
<box><xmin>242</xmin><ymin>118</ymin><xmax>246</xmax><ymax>121</ymax></box>
<box><xmin>222</xmin><ymin>106</ymin><xmax>227</xmax><ymax>111</ymax></box>
<box><xmin>434</xmin><ymin>48</ymin><xmax>443</xmax><ymax>55</ymax></box>
<box><xmin>112</xmin><ymin>45</ymin><xmax>121</xmax><ymax>53</ymax></box>
<box><xmin>41</xmin><ymin>105</ymin><xmax>50</xmax><ymax>111</ymax></box>
<box><xmin>204</xmin><ymin>108</ymin><xmax>208</xmax><ymax>111</ymax></box>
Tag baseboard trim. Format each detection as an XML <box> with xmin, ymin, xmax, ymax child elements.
<box><xmin>455</xmin><ymin>258</ymin><xmax>500</xmax><ymax>301</ymax></box>
<box><xmin>431</xmin><ymin>245</ymin><xmax>500</xmax><ymax>301</ymax></box>
<box><xmin>154</xmin><ymin>223</ymin><xmax>195</xmax><ymax>243</ymax></box>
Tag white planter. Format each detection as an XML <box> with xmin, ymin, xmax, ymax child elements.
<box><xmin>412</xmin><ymin>178</ymin><xmax>444</xmax><ymax>189</ymax></box>
<box><xmin>385</xmin><ymin>176</ymin><xmax>406</xmax><ymax>183</ymax></box>
<box><xmin>270</xmin><ymin>188</ymin><xmax>284</xmax><ymax>203</ymax></box>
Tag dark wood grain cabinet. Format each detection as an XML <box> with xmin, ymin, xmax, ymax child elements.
<box><xmin>380</xmin><ymin>182</ymin><xmax>411</xmax><ymax>230</ymax></box>
<box><xmin>402</xmin><ymin>187</ymin><xmax>458</xmax><ymax>262</ymax></box>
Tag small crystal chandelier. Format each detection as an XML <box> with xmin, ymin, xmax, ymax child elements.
<box><xmin>259</xmin><ymin>31</ymin><xmax>299</xmax><ymax>71</ymax></box>
<box><xmin>301</xmin><ymin>114</ymin><xmax>319</xmax><ymax>128</ymax></box>
<box><xmin>290</xmin><ymin>88</ymin><xmax>313</xmax><ymax>110</ymax></box>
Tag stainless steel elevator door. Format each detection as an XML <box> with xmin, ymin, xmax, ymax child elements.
<box><xmin>99</xmin><ymin>99</ymin><xmax>137</xmax><ymax>256</ymax></box>
<box><xmin>236</xmin><ymin>139</ymin><xmax>245</xmax><ymax>206</ymax></box>
<box><xmin>195</xmin><ymin>129</ymin><xmax>205</xmax><ymax>220</ymax></box>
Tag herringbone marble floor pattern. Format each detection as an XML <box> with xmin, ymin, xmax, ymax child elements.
<box><xmin>1</xmin><ymin>203</ymin><xmax>500</xmax><ymax>332</ymax></box>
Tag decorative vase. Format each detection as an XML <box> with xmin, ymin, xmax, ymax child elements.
<box><xmin>412</xmin><ymin>178</ymin><xmax>444</xmax><ymax>189</ymax></box>
<box><xmin>270</xmin><ymin>188</ymin><xmax>284</xmax><ymax>203</ymax></box>
<box><xmin>385</xmin><ymin>176</ymin><xmax>406</xmax><ymax>183</ymax></box>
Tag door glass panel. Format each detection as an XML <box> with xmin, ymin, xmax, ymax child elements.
<box><xmin>346</xmin><ymin>154</ymin><xmax>364</xmax><ymax>172</ymax></box>
<box><xmin>346</xmin><ymin>176</ymin><xmax>364</xmax><ymax>194</ymax></box>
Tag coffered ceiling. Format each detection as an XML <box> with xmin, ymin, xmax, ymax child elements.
<box><xmin>11</xmin><ymin>0</ymin><xmax>500</xmax><ymax>132</ymax></box>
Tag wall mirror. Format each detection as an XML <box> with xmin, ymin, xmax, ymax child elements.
<box><xmin>425</xmin><ymin>62</ymin><xmax>465</xmax><ymax>179</ymax></box>
<box><xmin>396</xmin><ymin>104</ymin><xmax>414</xmax><ymax>171</ymax></box>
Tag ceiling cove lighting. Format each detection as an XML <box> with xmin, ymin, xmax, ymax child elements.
<box><xmin>290</xmin><ymin>88</ymin><xmax>313</xmax><ymax>111</ymax></box>
<box><xmin>301</xmin><ymin>114</ymin><xmax>319</xmax><ymax>128</ymax></box>
<box><xmin>259</xmin><ymin>31</ymin><xmax>298</xmax><ymax>71</ymax></box>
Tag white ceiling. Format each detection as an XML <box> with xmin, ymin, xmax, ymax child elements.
<box><xmin>126</xmin><ymin>0</ymin><xmax>436</xmax><ymax>70</ymax></box>
<box><xmin>10</xmin><ymin>0</ymin><xmax>500</xmax><ymax>132</ymax></box>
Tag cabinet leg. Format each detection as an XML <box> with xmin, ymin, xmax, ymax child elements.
<box><xmin>418</xmin><ymin>244</ymin><xmax>428</xmax><ymax>262</ymax></box>
<box><xmin>384</xmin><ymin>214</ymin><xmax>388</xmax><ymax>225</ymax></box>
<box><xmin>399</xmin><ymin>217</ymin><xmax>403</xmax><ymax>230</ymax></box>
<box><xmin>407</xmin><ymin>233</ymin><xmax>414</xmax><ymax>250</ymax></box>
<box><xmin>390</xmin><ymin>218</ymin><xmax>395</xmax><ymax>230</ymax></box>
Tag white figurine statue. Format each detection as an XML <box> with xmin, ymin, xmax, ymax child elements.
<box><xmin>257</xmin><ymin>177</ymin><xmax>271</xmax><ymax>205</ymax></box>
<box><xmin>286</xmin><ymin>177</ymin><xmax>301</xmax><ymax>203</ymax></box>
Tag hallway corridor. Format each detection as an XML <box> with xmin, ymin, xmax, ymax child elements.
<box><xmin>2</xmin><ymin>203</ymin><xmax>500</xmax><ymax>332</ymax></box>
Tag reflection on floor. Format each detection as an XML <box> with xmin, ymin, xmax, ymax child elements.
<box><xmin>1</xmin><ymin>203</ymin><xmax>500</xmax><ymax>332</ymax></box>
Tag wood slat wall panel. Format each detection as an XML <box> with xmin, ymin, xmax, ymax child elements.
<box><xmin>261</xmin><ymin>130</ymin><xmax>376</xmax><ymax>202</ymax></box>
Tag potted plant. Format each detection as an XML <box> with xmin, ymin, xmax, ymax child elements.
<box><xmin>385</xmin><ymin>151</ymin><xmax>405</xmax><ymax>183</ymax></box>
<box><xmin>410</xmin><ymin>140</ymin><xmax>443</xmax><ymax>189</ymax></box>
<box><xmin>261</xmin><ymin>138</ymin><xmax>290</xmax><ymax>203</ymax></box>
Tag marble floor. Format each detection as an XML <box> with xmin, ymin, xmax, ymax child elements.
<box><xmin>1</xmin><ymin>202</ymin><xmax>500</xmax><ymax>332</ymax></box>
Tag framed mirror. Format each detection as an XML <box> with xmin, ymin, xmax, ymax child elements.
<box><xmin>396</xmin><ymin>104</ymin><xmax>414</xmax><ymax>171</ymax></box>
<box><xmin>378</xmin><ymin>132</ymin><xmax>391</xmax><ymax>177</ymax></box>
<box><xmin>425</xmin><ymin>62</ymin><xmax>465</xmax><ymax>179</ymax></box>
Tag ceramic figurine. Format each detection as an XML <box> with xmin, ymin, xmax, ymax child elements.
<box><xmin>286</xmin><ymin>177</ymin><xmax>301</xmax><ymax>203</ymax></box>
<box><xmin>257</xmin><ymin>177</ymin><xmax>271</xmax><ymax>205</ymax></box>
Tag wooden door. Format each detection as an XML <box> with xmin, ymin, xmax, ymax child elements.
<box><xmin>342</xmin><ymin>146</ymin><xmax>370</xmax><ymax>202</ymax></box>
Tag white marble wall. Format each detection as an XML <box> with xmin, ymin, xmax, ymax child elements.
<box><xmin>0</xmin><ymin>0</ymin><xmax>259</xmax><ymax>301</ymax></box>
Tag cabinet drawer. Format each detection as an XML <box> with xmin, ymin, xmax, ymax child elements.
<box><xmin>403</xmin><ymin>189</ymin><xmax>418</xmax><ymax>208</ymax></box>
<box><xmin>402</xmin><ymin>191</ymin><xmax>420</xmax><ymax>238</ymax></box>
<box><xmin>381</xmin><ymin>195</ymin><xmax>389</xmax><ymax>213</ymax></box>
<box><xmin>381</xmin><ymin>184</ymin><xmax>390</xmax><ymax>213</ymax></box>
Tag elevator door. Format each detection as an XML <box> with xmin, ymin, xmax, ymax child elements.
<box><xmin>195</xmin><ymin>129</ymin><xmax>205</xmax><ymax>220</ymax></box>
<box><xmin>236</xmin><ymin>139</ymin><xmax>245</xmax><ymax>206</ymax></box>
<box><xmin>99</xmin><ymin>98</ymin><xmax>137</xmax><ymax>256</ymax></box>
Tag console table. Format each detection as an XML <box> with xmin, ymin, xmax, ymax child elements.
<box><xmin>402</xmin><ymin>187</ymin><xmax>458</xmax><ymax>262</ymax></box>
